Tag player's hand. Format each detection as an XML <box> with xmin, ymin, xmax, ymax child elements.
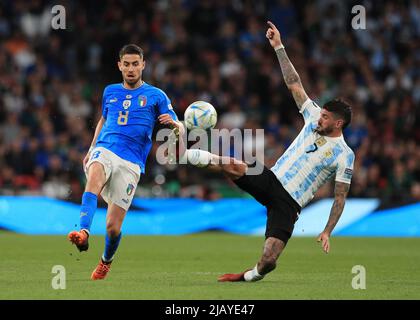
<box><xmin>158</xmin><ymin>114</ymin><xmax>185</xmax><ymax>135</ymax></box>
<box><xmin>158</xmin><ymin>113</ymin><xmax>176</xmax><ymax>126</ymax></box>
<box><xmin>317</xmin><ymin>231</ymin><xmax>330</xmax><ymax>254</ymax></box>
<box><xmin>266</xmin><ymin>21</ymin><xmax>282</xmax><ymax>49</ymax></box>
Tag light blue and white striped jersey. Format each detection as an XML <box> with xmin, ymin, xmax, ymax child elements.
<box><xmin>271</xmin><ymin>98</ymin><xmax>355</xmax><ymax>208</ymax></box>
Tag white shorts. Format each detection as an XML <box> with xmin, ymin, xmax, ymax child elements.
<box><xmin>85</xmin><ymin>147</ymin><xmax>141</xmax><ymax>211</ymax></box>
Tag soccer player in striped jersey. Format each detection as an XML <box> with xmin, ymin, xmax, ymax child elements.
<box><xmin>67</xmin><ymin>44</ymin><xmax>184</xmax><ymax>280</ymax></box>
<box><xmin>184</xmin><ymin>21</ymin><xmax>355</xmax><ymax>282</ymax></box>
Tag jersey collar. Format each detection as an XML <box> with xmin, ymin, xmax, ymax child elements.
<box><xmin>121</xmin><ymin>80</ymin><xmax>146</xmax><ymax>90</ymax></box>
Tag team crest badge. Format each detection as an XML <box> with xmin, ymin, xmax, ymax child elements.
<box><xmin>315</xmin><ymin>136</ymin><xmax>327</xmax><ymax>147</ymax></box>
<box><xmin>123</xmin><ymin>100</ymin><xmax>131</xmax><ymax>109</ymax></box>
<box><xmin>126</xmin><ymin>183</ymin><xmax>134</xmax><ymax>196</ymax></box>
<box><xmin>138</xmin><ymin>95</ymin><xmax>147</xmax><ymax>107</ymax></box>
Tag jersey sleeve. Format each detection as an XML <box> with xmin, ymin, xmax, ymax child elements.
<box><xmin>300</xmin><ymin>98</ymin><xmax>321</xmax><ymax>123</ymax></box>
<box><xmin>157</xmin><ymin>90</ymin><xmax>178</xmax><ymax>121</ymax></box>
<box><xmin>101</xmin><ymin>86</ymin><xmax>109</xmax><ymax>119</ymax></box>
<box><xmin>335</xmin><ymin>151</ymin><xmax>355</xmax><ymax>184</ymax></box>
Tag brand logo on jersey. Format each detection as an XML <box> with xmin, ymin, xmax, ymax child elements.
<box><xmin>126</xmin><ymin>95</ymin><xmax>132</xmax><ymax>99</ymax></box>
<box><xmin>126</xmin><ymin>183</ymin><xmax>134</xmax><ymax>196</ymax></box>
<box><xmin>110</xmin><ymin>98</ymin><xmax>118</xmax><ymax>103</ymax></box>
<box><xmin>123</xmin><ymin>100</ymin><xmax>131</xmax><ymax>109</ymax></box>
<box><xmin>305</xmin><ymin>143</ymin><xmax>318</xmax><ymax>153</ymax></box>
<box><xmin>138</xmin><ymin>95</ymin><xmax>147</xmax><ymax>107</ymax></box>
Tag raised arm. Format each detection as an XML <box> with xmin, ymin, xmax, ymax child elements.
<box><xmin>266</xmin><ymin>21</ymin><xmax>309</xmax><ymax>108</ymax></box>
<box><xmin>317</xmin><ymin>182</ymin><xmax>350</xmax><ymax>253</ymax></box>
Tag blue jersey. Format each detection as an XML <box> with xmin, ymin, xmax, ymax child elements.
<box><xmin>95</xmin><ymin>82</ymin><xmax>178</xmax><ymax>173</ymax></box>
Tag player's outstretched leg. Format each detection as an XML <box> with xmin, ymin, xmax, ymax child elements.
<box><xmin>68</xmin><ymin>162</ymin><xmax>106</xmax><ymax>252</ymax></box>
<box><xmin>181</xmin><ymin>149</ymin><xmax>248</xmax><ymax>179</ymax></box>
<box><xmin>218</xmin><ymin>237</ymin><xmax>286</xmax><ymax>282</ymax></box>
<box><xmin>91</xmin><ymin>203</ymin><xmax>126</xmax><ymax>280</ymax></box>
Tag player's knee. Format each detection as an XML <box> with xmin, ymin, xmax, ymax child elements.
<box><xmin>224</xmin><ymin>159</ymin><xmax>247</xmax><ymax>178</ymax></box>
<box><xmin>106</xmin><ymin>223</ymin><xmax>121</xmax><ymax>238</ymax></box>
<box><xmin>106</xmin><ymin>217</ymin><xmax>122</xmax><ymax>238</ymax></box>
<box><xmin>238</xmin><ymin>162</ymin><xmax>248</xmax><ymax>175</ymax></box>
<box><xmin>86</xmin><ymin>180</ymin><xmax>104</xmax><ymax>194</ymax></box>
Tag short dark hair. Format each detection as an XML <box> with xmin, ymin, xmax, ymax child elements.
<box><xmin>322</xmin><ymin>98</ymin><xmax>352</xmax><ymax>129</ymax></box>
<box><xmin>119</xmin><ymin>44</ymin><xmax>144</xmax><ymax>60</ymax></box>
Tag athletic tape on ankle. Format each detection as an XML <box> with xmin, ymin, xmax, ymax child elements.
<box><xmin>244</xmin><ymin>265</ymin><xmax>264</xmax><ymax>282</ymax></box>
<box><xmin>186</xmin><ymin>149</ymin><xmax>211</xmax><ymax>167</ymax></box>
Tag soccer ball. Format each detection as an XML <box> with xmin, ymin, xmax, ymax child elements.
<box><xmin>184</xmin><ymin>101</ymin><xmax>217</xmax><ymax>130</ymax></box>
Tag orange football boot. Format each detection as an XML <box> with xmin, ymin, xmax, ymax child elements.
<box><xmin>91</xmin><ymin>259</ymin><xmax>112</xmax><ymax>280</ymax></box>
<box><xmin>218</xmin><ymin>269</ymin><xmax>250</xmax><ymax>282</ymax></box>
<box><xmin>68</xmin><ymin>230</ymin><xmax>89</xmax><ymax>252</ymax></box>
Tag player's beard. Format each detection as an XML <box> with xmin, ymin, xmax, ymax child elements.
<box><xmin>124</xmin><ymin>74</ymin><xmax>141</xmax><ymax>87</ymax></box>
<box><xmin>315</xmin><ymin>124</ymin><xmax>333</xmax><ymax>136</ymax></box>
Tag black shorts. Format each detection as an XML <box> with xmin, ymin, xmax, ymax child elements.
<box><xmin>233</xmin><ymin>165</ymin><xmax>301</xmax><ymax>244</ymax></box>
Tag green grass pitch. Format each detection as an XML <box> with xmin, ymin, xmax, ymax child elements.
<box><xmin>1</xmin><ymin>231</ymin><xmax>419</xmax><ymax>299</ymax></box>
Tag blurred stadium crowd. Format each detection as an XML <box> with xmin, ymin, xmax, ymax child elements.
<box><xmin>0</xmin><ymin>0</ymin><xmax>419</xmax><ymax>208</ymax></box>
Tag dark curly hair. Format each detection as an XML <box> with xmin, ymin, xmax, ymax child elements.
<box><xmin>322</xmin><ymin>99</ymin><xmax>352</xmax><ymax>129</ymax></box>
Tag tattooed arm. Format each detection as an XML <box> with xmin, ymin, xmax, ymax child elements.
<box><xmin>317</xmin><ymin>182</ymin><xmax>350</xmax><ymax>253</ymax></box>
<box><xmin>266</xmin><ymin>21</ymin><xmax>309</xmax><ymax>108</ymax></box>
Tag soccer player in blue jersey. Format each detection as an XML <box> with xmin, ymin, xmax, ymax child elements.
<box><xmin>183</xmin><ymin>21</ymin><xmax>355</xmax><ymax>282</ymax></box>
<box><xmin>68</xmin><ymin>44</ymin><xmax>184</xmax><ymax>280</ymax></box>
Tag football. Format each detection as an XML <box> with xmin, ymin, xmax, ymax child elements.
<box><xmin>184</xmin><ymin>101</ymin><xmax>217</xmax><ymax>130</ymax></box>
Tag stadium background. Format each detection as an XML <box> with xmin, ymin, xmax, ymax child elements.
<box><xmin>0</xmin><ymin>0</ymin><xmax>419</xmax><ymax>218</ymax></box>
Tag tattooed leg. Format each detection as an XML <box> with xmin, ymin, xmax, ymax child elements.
<box><xmin>257</xmin><ymin>237</ymin><xmax>286</xmax><ymax>275</ymax></box>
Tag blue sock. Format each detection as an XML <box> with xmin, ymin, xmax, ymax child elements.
<box><xmin>79</xmin><ymin>192</ymin><xmax>98</xmax><ymax>232</ymax></box>
<box><xmin>102</xmin><ymin>232</ymin><xmax>122</xmax><ymax>262</ymax></box>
